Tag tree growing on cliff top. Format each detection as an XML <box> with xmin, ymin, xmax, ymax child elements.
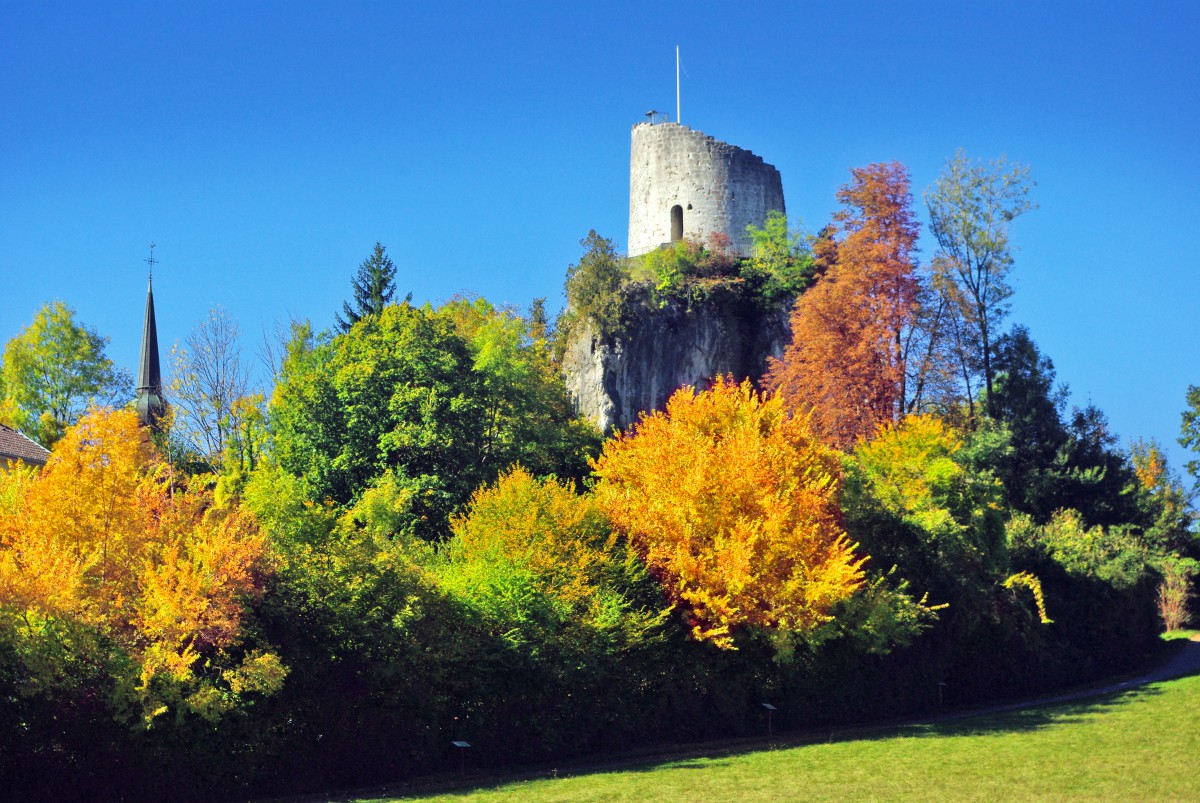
<box><xmin>561</xmin><ymin>230</ymin><xmax>627</xmax><ymax>340</ymax></box>
<box><xmin>744</xmin><ymin>210</ymin><xmax>816</xmax><ymax>301</ymax></box>
<box><xmin>767</xmin><ymin>162</ymin><xmax>921</xmax><ymax>448</ymax></box>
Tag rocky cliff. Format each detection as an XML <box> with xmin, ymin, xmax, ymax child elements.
<box><xmin>562</xmin><ymin>295</ymin><xmax>793</xmax><ymax>433</ymax></box>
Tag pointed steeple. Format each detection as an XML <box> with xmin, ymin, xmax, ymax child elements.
<box><xmin>135</xmin><ymin>249</ymin><xmax>167</xmax><ymax>429</ymax></box>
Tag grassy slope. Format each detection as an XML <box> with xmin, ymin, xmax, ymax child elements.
<box><xmin>379</xmin><ymin>672</ymin><xmax>1200</xmax><ymax>802</ymax></box>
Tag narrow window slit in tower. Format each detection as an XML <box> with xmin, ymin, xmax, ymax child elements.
<box><xmin>670</xmin><ymin>205</ymin><xmax>684</xmax><ymax>242</ymax></box>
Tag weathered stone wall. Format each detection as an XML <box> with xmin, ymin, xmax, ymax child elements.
<box><xmin>562</xmin><ymin>296</ymin><xmax>792</xmax><ymax>434</ymax></box>
<box><xmin>628</xmin><ymin>123</ymin><xmax>785</xmax><ymax>258</ymax></box>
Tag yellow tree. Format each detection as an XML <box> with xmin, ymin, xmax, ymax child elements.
<box><xmin>592</xmin><ymin>378</ymin><xmax>865</xmax><ymax>648</ymax></box>
<box><xmin>0</xmin><ymin>408</ymin><xmax>283</xmax><ymax>723</ymax></box>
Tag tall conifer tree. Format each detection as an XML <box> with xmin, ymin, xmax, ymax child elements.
<box><xmin>336</xmin><ymin>242</ymin><xmax>399</xmax><ymax>333</ymax></box>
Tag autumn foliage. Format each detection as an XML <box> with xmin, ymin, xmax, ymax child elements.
<box><xmin>593</xmin><ymin>378</ymin><xmax>865</xmax><ymax>647</ymax></box>
<box><xmin>0</xmin><ymin>407</ymin><xmax>282</xmax><ymax>723</ymax></box>
<box><xmin>4</xmin><ymin>158</ymin><xmax>1191</xmax><ymax>799</ymax></box>
<box><xmin>768</xmin><ymin>162</ymin><xmax>920</xmax><ymax>448</ymax></box>
<box><xmin>439</xmin><ymin>465</ymin><xmax>660</xmax><ymax>647</ymax></box>
<box><xmin>846</xmin><ymin>414</ymin><xmax>1007</xmax><ymax>584</ymax></box>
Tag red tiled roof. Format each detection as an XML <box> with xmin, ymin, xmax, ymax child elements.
<box><xmin>0</xmin><ymin>424</ymin><xmax>51</xmax><ymax>467</ymax></box>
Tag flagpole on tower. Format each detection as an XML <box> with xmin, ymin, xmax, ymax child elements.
<box><xmin>676</xmin><ymin>45</ymin><xmax>681</xmax><ymax>125</ymax></box>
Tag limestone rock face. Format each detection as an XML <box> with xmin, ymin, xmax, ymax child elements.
<box><xmin>563</xmin><ymin>297</ymin><xmax>792</xmax><ymax>434</ymax></box>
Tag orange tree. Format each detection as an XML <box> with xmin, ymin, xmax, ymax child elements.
<box><xmin>767</xmin><ymin>162</ymin><xmax>921</xmax><ymax>448</ymax></box>
<box><xmin>592</xmin><ymin>377</ymin><xmax>865</xmax><ymax>648</ymax></box>
<box><xmin>0</xmin><ymin>407</ymin><xmax>283</xmax><ymax>726</ymax></box>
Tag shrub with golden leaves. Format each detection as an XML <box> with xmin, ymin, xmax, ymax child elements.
<box><xmin>592</xmin><ymin>378</ymin><xmax>865</xmax><ymax>648</ymax></box>
<box><xmin>0</xmin><ymin>407</ymin><xmax>283</xmax><ymax>724</ymax></box>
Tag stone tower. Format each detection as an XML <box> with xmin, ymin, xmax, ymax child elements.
<box><xmin>627</xmin><ymin>122</ymin><xmax>785</xmax><ymax>257</ymax></box>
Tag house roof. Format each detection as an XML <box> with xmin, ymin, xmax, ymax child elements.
<box><xmin>0</xmin><ymin>423</ymin><xmax>51</xmax><ymax>467</ymax></box>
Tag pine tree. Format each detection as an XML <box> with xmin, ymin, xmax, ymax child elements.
<box><xmin>336</xmin><ymin>242</ymin><xmax>400</xmax><ymax>333</ymax></box>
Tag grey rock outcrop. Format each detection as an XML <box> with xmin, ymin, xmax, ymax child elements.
<box><xmin>563</xmin><ymin>296</ymin><xmax>793</xmax><ymax>434</ymax></box>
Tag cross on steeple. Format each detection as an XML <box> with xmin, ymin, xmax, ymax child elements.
<box><xmin>145</xmin><ymin>242</ymin><xmax>158</xmax><ymax>282</ymax></box>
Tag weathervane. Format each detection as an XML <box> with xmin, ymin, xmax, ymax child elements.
<box><xmin>145</xmin><ymin>242</ymin><xmax>158</xmax><ymax>282</ymax></box>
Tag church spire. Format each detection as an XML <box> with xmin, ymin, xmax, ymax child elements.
<box><xmin>135</xmin><ymin>244</ymin><xmax>167</xmax><ymax>429</ymax></box>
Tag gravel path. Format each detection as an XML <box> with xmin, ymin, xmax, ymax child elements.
<box><xmin>917</xmin><ymin>633</ymin><xmax>1200</xmax><ymax>725</ymax></box>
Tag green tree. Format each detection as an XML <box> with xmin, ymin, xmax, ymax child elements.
<box><xmin>926</xmin><ymin>150</ymin><xmax>1036</xmax><ymax>417</ymax></box>
<box><xmin>743</xmin><ymin>210</ymin><xmax>815</xmax><ymax>301</ymax></box>
<box><xmin>1</xmin><ymin>301</ymin><xmax>130</xmax><ymax>447</ymax></box>
<box><xmin>271</xmin><ymin>303</ymin><xmax>485</xmax><ymax>540</ymax></box>
<box><xmin>561</xmin><ymin>230</ymin><xmax>627</xmax><ymax>340</ymax></box>
<box><xmin>843</xmin><ymin>414</ymin><xmax>1008</xmax><ymax>608</ymax></box>
<box><xmin>990</xmin><ymin>326</ymin><xmax>1071</xmax><ymax>517</ymax></box>
<box><xmin>335</xmin><ymin>242</ymin><xmax>400</xmax><ymax>333</ymax></box>
<box><xmin>434</xmin><ymin>466</ymin><xmax>662</xmax><ymax>654</ymax></box>
<box><xmin>1181</xmin><ymin>385</ymin><xmax>1200</xmax><ymax>486</ymax></box>
<box><xmin>272</xmin><ymin>295</ymin><xmax>599</xmax><ymax>543</ymax></box>
<box><xmin>433</xmin><ymin>296</ymin><xmax>601</xmax><ymax>485</ymax></box>
<box><xmin>528</xmin><ymin>297</ymin><xmax>550</xmax><ymax>341</ymax></box>
<box><xmin>991</xmin><ymin>327</ymin><xmax>1141</xmax><ymax>529</ymax></box>
<box><xmin>1007</xmin><ymin>508</ymin><xmax>1150</xmax><ymax>590</ymax></box>
<box><xmin>1060</xmin><ymin>403</ymin><xmax>1140</xmax><ymax>528</ymax></box>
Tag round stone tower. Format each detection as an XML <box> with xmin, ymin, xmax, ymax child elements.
<box><xmin>628</xmin><ymin>122</ymin><xmax>785</xmax><ymax>258</ymax></box>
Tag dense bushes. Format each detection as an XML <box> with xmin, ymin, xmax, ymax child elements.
<box><xmin>1</xmin><ymin>360</ymin><xmax>1189</xmax><ymax>801</ymax></box>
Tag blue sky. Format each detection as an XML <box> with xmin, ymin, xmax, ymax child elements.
<box><xmin>2</xmin><ymin>1</ymin><xmax>1198</xmax><ymax>474</ymax></box>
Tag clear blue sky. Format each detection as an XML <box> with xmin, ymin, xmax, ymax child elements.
<box><xmin>2</xmin><ymin>1</ymin><xmax>1198</xmax><ymax>475</ymax></box>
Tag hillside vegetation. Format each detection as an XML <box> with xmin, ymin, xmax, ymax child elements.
<box><xmin>2</xmin><ymin>158</ymin><xmax>1198</xmax><ymax>801</ymax></box>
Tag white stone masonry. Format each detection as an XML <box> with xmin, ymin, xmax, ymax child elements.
<box><xmin>628</xmin><ymin>123</ymin><xmax>785</xmax><ymax>257</ymax></box>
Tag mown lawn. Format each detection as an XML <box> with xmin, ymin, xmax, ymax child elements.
<box><xmin>366</xmin><ymin>671</ymin><xmax>1200</xmax><ymax>802</ymax></box>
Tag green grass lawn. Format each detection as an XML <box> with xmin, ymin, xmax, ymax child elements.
<box><xmin>365</xmin><ymin>671</ymin><xmax>1200</xmax><ymax>802</ymax></box>
<box><xmin>1163</xmin><ymin>628</ymin><xmax>1200</xmax><ymax>641</ymax></box>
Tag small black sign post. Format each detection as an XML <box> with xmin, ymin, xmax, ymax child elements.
<box><xmin>761</xmin><ymin>703</ymin><xmax>777</xmax><ymax>738</ymax></box>
<box><xmin>451</xmin><ymin>741</ymin><xmax>471</xmax><ymax>776</ymax></box>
